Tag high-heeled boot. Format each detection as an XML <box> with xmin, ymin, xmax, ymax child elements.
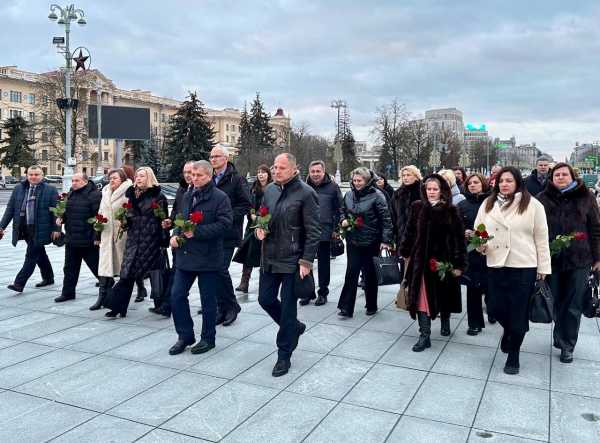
<box><xmin>90</xmin><ymin>277</ymin><xmax>114</xmax><ymax>311</ymax></box>
<box><xmin>235</xmin><ymin>266</ymin><xmax>252</xmax><ymax>293</ymax></box>
<box><xmin>413</xmin><ymin>312</ymin><xmax>431</xmax><ymax>352</ymax></box>
<box><xmin>440</xmin><ymin>313</ymin><xmax>451</xmax><ymax>336</ymax></box>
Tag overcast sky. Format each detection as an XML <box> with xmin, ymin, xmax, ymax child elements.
<box><xmin>2</xmin><ymin>0</ymin><xmax>599</xmax><ymax>160</ymax></box>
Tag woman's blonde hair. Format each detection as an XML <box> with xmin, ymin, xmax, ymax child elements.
<box><xmin>135</xmin><ymin>166</ymin><xmax>159</xmax><ymax>188</ymax></box>
<box><xmin>438</xmin><ymin>169</ymin><xmax>456</xmax><ymax>188</ymax></box>
<box><xmin>400</xmin><ymin>165</ymin><xmax>423</xmax><ymax>181</ymax></box>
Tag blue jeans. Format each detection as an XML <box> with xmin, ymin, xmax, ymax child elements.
<box><xmin>171</xmin><ymin>268</ymin><xmax>218</xmax><ymax>344</ymax></box>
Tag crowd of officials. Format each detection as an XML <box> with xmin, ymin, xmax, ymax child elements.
<box><xmin>1</xmin><ymin>151</ymin><xmax>598</xmax><ymax>377</ymax></box>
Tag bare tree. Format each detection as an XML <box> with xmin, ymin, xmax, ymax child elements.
<box><xmin>372</xmin><ymin>99</ymin><xmax>409</xmax><ymax>176</ymax></box>
<box><xmin>401</xmin><ymin>118</ymin><xmax>433</xmax><ymax>170</ymax></box>
<box><xmin>288</xmin><ymin>122</ymin><xmax>332</xmax><ymax>175</ymax></box>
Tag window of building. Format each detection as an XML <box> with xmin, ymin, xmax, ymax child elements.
<box><xmin>43</xmin><ymin>96</ymin><xmax>49</xmax><ymax>106</ymax></box>
<box><xmin>0</xmin><ymin>108</ymin><xmax>2</xmax><ymax>120</ymax></box>
<box><xmin>231</xmin><ymin>136</ymin><xmax>236</xmax><ymax>144</ymax></box>
<box><xmin>103</xmin><ymin>151</ymin><xmax>108</xmax><ymax>161</ymax></box>
<box><xmin>82</xmin><ymin>151</ymin><xmax>89</xmax><ymax>161</ymax></box>
<box><xmin>161</xmin><ymin>114</ymin><xmax>166</xmax><ymax>123</ymax></box>
<box><xmin>82</xmin><ymin>167</ymin><xmax>87</xmax><ymax>175</ymax></box>
<box><xmin>153</xmin><ymin>126</ymin><xmax>158</xmax><ymax>136</ymax></box>
<box><xmin>42</xmin><ymin>150</ymin><xmax>48</xmax><ymax>161</ymax></box>
<box><xmin>226</xmin><ymin>123</ymin><xmax>229</xmax><ymax>131</ymax></box>
<box><xmin>104</xmin><ymin>139</ymin><xmax>109</xmax><ymax>145</ymax></box>
<box><xmin>103</xmin><ymin>168</ymin><xmax>109</xmax><ymax>175</ymax></box>
<box><xmin>42</xmin><ymin>167</ymin><xmax>48</xmax><ymax>175</ymax></box>
<box><xmin>41</xmin><ymin>132</ymin><xmax>48</xmax><ymax>142</ymax></box>
<box><xmin>226</xmin><ymin>135</ymin><xmax>229</xmax><ymax>142</ymax></box>
<box><xmin>0</xmin><ymin>89</ymin><xmax>2</xmax><ymax>101</ymax></box>
<box><xmin>232</xmin><ymin>124</ymin><xmax>236</xmax><ymax>132</ymax></box>
<box><xmin>42</xmin><ymin>113</ymin><xmax>48</xmax><ymax>124</ymax></box>
<box><xmin>29</xmin><ymin>130</ymin><xmax>35</xmax><ymax>143</ymax></box>
<box><xmin>28</xmin><ymin>94</ymin><xmax>35</xmax><ymax>105</ymax></box>
<box><xmin>28</xmin><ymin>112</ymin><xmax>35</xmax><ymax>122</ymax></box>
<box><xmin>10</xmin><ymin>91</ymin><xmax>21</xmax><ymax>103</ymax></box>
<box><xmin>154</xmin><ymin>112</ymin><xmax>158</xmax><ymax>122</ymax></box>
<box><xmin>9</xmin><ymin>109</ymin><xmax>22</xmax><ymax>118</ymax></box>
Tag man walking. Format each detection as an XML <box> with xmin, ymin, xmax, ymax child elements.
<box><xmin>55</xmin><ymin>173</ymin><xmax>102</xmax><ymax>303</ymax></box>
<box><xmin>209</xmin><ymin>145</ymin><xmax>251</xmax><ymax>325</ymax></box>
<box><xmin>256</xmin><ymin>153</ymin><xmax>321</xmax><ymax>376</ymax></box>
<box><xmin>303</xmin><ymin>160</ymin><xmax>342</xmax><ymax>306</ymax></box>
<box><xmin>168</xmin><ymin>161</ymin><xmax>233</xmax><ymax>355</ymax></box>
<box><xmin>0</xmin><ymin>166</ymin><xmax>60</xmax><ymax>292</ymax></box>
<box><xmin>525</xmin><ymin>155</ymin><xmax>551</xmax><ymax>197</ymax></box>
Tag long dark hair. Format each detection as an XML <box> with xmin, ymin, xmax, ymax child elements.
<box><xmin>252</xmin><ymin>164</ymin><xmax>272</xmax><ymax>194</ymax></box>
<box><xmin>464</xmin><ymin>173</ymin><xmax>489</xmax><ymax>194</ymax></box>
<box><xmin>484</xmin><ymin>166</ymin><xmax>531</xmax><ymax>214</ymax></box>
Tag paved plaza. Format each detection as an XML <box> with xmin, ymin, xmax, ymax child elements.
<box><xmin>0</xmin><ymin>206</ymin><xmax>599</xmax><ymax>442</ymax></box>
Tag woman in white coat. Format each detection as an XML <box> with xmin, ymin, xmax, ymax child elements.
<box><xmin>475</xmin><ymin>166</ymin><xmax>551</xmax><ymax>375</ymax></box>
<box><xmin>89</xmin><ymin>169</ymin><xmax>133</xmax><ymax>310</ymax></box>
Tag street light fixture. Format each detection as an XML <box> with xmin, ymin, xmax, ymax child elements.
<box><xmin>48</xmin><ymin>3</ymin><xmax>87</xmax><ymax>192</ymax></box>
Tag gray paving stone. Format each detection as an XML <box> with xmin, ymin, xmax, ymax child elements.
<box><xmin>189</xmin><ymin>340</ymin><xmax>275</xmax><ymax>378</ymax></box>
<box><xmin>321</xmin><ymin>307</ymin><xmax>373</xmax><ymax>328</ymax></box>
<box><xmin>1</xmin><ymin>314</ymin><xmax>87</xmax><ymax>340</ymax></box>
<box><xmin>287</xmin><ymin>355</ymin><xmax>372</xmax><ymax>401</ymax></box>
<box><xmin>137</xmin><ymin>429</ymin><xmax>210</xmax><ymax>442</ymax></box>
<box><xmin>451</xmin><ymin>318</ymin><xmax>504</xmax><ymax>348</ymax></box>
<box><xmin>571</xmin><ymin>333</ymin><xmax>600</xmax><ymax>362</ymax></box>
<box><xmin>468</xmin><ymin>429</ymin><xmax>542</xmax><ymax>442</ymax></box>
<box><xmin>305</xmin><ymin>402</ymin><xmax>398</xmax><ymax>443</ymax></box>
<box><xmin>474</xmin><ymin>381</ymin><xmax>549</xmax><ymax>441</ymax></box>
<box><xmin>387</xmin><ymin>415</ymin><xmax>470</xmax><ymax>442</ymax></box>
<box><xmin>489</xmin><ymin>351</ymin><xmax>550</xmax><ymax>390</ymax></box>
<box><xmin>66</xmin><ymin>323</ymin><xmax>156</xmax><ymax>353</ymax></box>
<box><xmin>432</xmin><ymin>342</ymin><xmax>497</xmax><ymax>379</ymax></box>
<box><xmin>0</xmin><ymin>341</ymin><xmax>54</xmax><ymax>369</ymax></box>
<box><xmin>215</xmin><ymin>312</ymin><xmax>273</xmax><ymax>340</ymax></box>
<box><xmin>52</xmin><ymin>414</ymin><xmax>153</xmax><ymax>442</ymax></box>
<box><xmin>344</xmin><ymin>363</ymin><xmax>426</xmax><ymax>413</ymax></box>
<box><xmin>404</xmin><ymin>314</ymin><xmax>463</xmax><ymax>340</ymax></box>
<box><xmin>0</xmin><ymin>348</ymin><xmax>92</xmax><ymax>388</ymax></box>
<box><xmin>330</xmin><ymin>328</ymin><xmax>399</xmax><ymax>362</ymax></box>
<box><xmin>222</xmin><ymin>391</ymin><xmax>336</xmax><ymax>443</ymax></box>
<box><xmin>161</xmin><ymin>381</ymin><xmax>278</xmax><ymax>441</ymax></box>
<box><xmin>109</xmin><ymin>371</ymin><xmax>226</xmax><ymax>426</ymax></box>
<box><xmin>297</xmin><ymin>302</ymin><xmax>340</xmax><ymax>323</ymax></box>
<box><xmin>406</xmin><ymin>372</ymin><xmax>485</xmax><ymax>427</ymax></box>
<box><xmin>0</xmin><ymin>310</ymin><xmax>57</xmax><ymax>335</ymax></box>
<box><xmin>0</xmin><ymin>336</ymin><xmax>19</xmax><ymax>349</ymax></box>
<box><xmin>295</xmin><ymin>323</ymin><xmax>355</xmax><ymax>353</ymax></box>
<box><xmin>550</xmin><ymin>391</ymin><xmax>600</xmax><ymax>443</ymax></box>
<box><xmin>0</xmin><ymin>307</ymin><xmax>27</xmax><ymax>321</ymax></box>
<box><xmin>17</xmin><ymin>355</ymin><xmax>177</xmax><ymax>411</ymax></box>
<box><xmin>380</xmin><ymin>335</ymin><xmax>447</xmax><ymax>371</ymax></box>
<box><xmin>32</xmin><ymin>320</ymin><xmax>115</xmax><ymax>347</ymax></box>
<box><xmin>551</xmin><ymin>357</ymin><xmax>600</xmax><ymax>398</ymax></box>
<box><xmin>520</xmin><ymin>327</ymin><xmax>552</xmax><ymax>355</ymax></box>
<box><xmin>361</xmin><ymin>308</ymin><xmax>415</xmax><ymax>334</ymax></box>
<box><xmin>0</xmin><ymin>390</ymin><xmax>96</xmax><ymax>441</ymax></box>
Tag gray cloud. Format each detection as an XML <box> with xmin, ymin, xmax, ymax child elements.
<box><xmin>2</xmin><ymin>0</ymin><xmax>599</xmax><ymax>159</ymax></box>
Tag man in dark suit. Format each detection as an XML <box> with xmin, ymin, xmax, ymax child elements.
<box><xmin>0</xmin><ymin>166</ymin><xmax>61</xmax><ymax>293</ymax></box>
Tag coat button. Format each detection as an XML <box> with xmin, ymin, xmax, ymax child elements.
<box><xmin>505</xmin><ymin>246</ymin><xmax>509</xmax><ymax>249</ymax></box>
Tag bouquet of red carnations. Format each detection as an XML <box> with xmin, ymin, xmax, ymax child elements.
<box><xmin>338</xmin><ymin>214</ymin><xmax>365</xmax><ymax>239</ymax></box>
<box><xmin>114</xmin><ymin>200</ymin><xmax>132</xmax><ymax>240</ymax></box>
<box><xmin>88</xmin><ymin>214</ymin><xmax>109</xmax><ymax>232</ymax></box>
<box><xmin>550</xmin><ymin>231</ymin><xmax>588</xmax><ymax>256</ymax></box>
<box><xmin>467</xmin><ymin>223</ymin><xmax>494</xmax><ymax>253</ymax></box>
<box><xmin>174</xmin><ymin>211</ymin><xmax>204</xmax><ymax>246</ymax></box>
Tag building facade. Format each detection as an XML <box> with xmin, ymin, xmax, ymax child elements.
<box><xmin>570</xmin><ymin>142</ymin><xmax>600</xmax><ymax>169</ymax></box>
<box><xmin>464</xmin><ymin>124</ymin><xmax>489</xmax><ymax>148</ymax></box>
<box><xmin>0</xmin><ymin>66</ymin><xmax>291</xmax><ymax>177</ymax></box>
<box><xmin>425</xmin><ymin>107</ymin><xmax>464</xmax><ymax>140</ymax></box>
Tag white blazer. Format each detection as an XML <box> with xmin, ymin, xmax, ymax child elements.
<box><xmin>474</xmin><ymin>193</ymin><xmax>551</xmax><ymax>275</ymax></box>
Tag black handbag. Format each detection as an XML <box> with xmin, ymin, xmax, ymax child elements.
<box><xmin>149</xmin><ymin>249</ymin><xmax>172</xmax><ymax>309</ymax></box>
<box><xmin>295</xmin><ymin>271</ymin><xmax>316</xmax><ymax>300</ymax></box>
<box><xmin>330</xmin><ymin>239</ymin><xmax>345</xmax><ymax>257</ymax></box>
<box><xmin>372</xmin><ymin>250</ymin><xmax>403</xmax><ymax>286</ymax></box>
<box><xmin>529</xmin><ymin>279</ymin><xmax>554</xmax><ymax>323</ymax></box>
<box><xmin>583</xmin><ymin>272</ymin><xmax>600</xmax><ymax>318</ymax></box>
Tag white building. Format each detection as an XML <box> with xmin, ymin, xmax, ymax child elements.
<box><xmin>425</xmin><ymin>107</ymin><xmax>464</xmax><ymax>140</ymax></box>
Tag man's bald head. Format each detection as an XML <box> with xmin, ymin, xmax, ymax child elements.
<box><xmin>71</xmin><ymin>172</ymin><xmax>88</xmax><ymax>191</ymax></box>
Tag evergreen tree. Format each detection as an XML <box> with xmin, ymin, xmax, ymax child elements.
<box><xmin>128</xmin><ymin>140</ymin><xmax>147</xmax><ymax>168</ymax></box>
<box><xmin>377</xmin><ymin>142</ymin><xmax>394</xmax><ymax>175</ymax></box>
<box><xmin>0</xmin><ymin>116</ymin><xmax>35</xmax><ymax>176</ymax></box>
<box><xmin>164</xmin><ymin>92</ymin><xmax>215</xmax><ymax>181</ymax></box>
<box><xmin>341</xmin><ymin>130</ymin><xmax>359</xmax><ymax>179</ymax></box>
<box><xmin>249</xmin><ymin>92</ymin><xmax>275</xmax><ymax>149</ymax></box>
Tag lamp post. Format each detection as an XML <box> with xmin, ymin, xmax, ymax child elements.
<box><xmin>48</xmin><ymin>4</ymin><xmax>87</xmax><ymax>192</ymax></box>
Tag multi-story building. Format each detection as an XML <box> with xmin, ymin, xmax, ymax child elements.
<box><xmin>464</xmin><ymin>123</ymin><xmax>489</xmax><ymax>148</ymax></box>
<box><xmin>355</xmin><ymin>141</ymin><xmax>381</xmax><ymax>170</ymax></box>
<box><xmin>0</xmin><ymin>66</ymin><xmax>291</xmax><ymax>177</ymax></box>
<box><xmin>496</xmin><ymin>138</ymin><xmax>550</xmax><ymax>171</ymax></box>
<box><xmin>570</xmin><ymin>142</ymin><xmax>600</xmax><ymax>169</ymax></box>
<box><xmin>425</xmin><ymin>107</ymin><xmax>464</xmax><ymax>140</ymax></box>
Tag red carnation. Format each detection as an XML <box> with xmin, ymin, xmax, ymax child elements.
<box><xmin>429</xmin><ymin>258</ymin><xmax>438</xmax><ymax>272</ymax></box>
<box><xmin>574</xmin><ymin>232</ymin><xmax>588</xmax><ymax>241</ymax></box>
<box><xmin>189</xmin><ymin>211</ymin><xmax>204</xmax><ymax>224</ymax></box>
<box><xmin>480</xmin><ymin>231</ymin><xmax>489</xmax><ymax>239</ymax></box>
<box><xmin>150</xmin><ymin>200</ymin><xmax>159</xmax><ymax>210</ymax></box>
<box><xmin>123</xmin><ymin>201</ymin><xmax>132</xmax><ymax>209</ymax></box>
<box><xmin>355</xmin><ymin>216</ymin><xmax>365</xmax><ymax>229</ymax></box>
<box><xmin>95</xmin><ymin>214</ymin><xmax>104</xmax><ymax>222</ymax></box>
<box><xmin>258</xmin><ymin>206</ymin><xmax>269</xmax><ymax>217</ymax></box>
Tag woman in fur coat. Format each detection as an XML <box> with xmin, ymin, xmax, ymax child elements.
<box><xmin>400</xmin><ymin>174</ymin><xmax>467</xmax><ymax>352</ymax></box>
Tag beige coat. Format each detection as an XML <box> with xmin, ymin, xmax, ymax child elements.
<box><xmin>98</xmin><ymin>179</ymin><xmax>133</xmax><ymax>277</ymax></box>
<box><xmin>474</xmin><ymin>193</ymin><xmax>552</xmax><ymax>275</ymax></box>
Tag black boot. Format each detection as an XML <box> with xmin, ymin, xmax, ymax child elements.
<box><xmin>504</xmin><ymin>350</ymin><xmax>520</xmax><ymax>374</ymax></box>
<box><xmin>413</xmin><ymin>312</ymin><xmax>432</xmax><ymax>352</ymax></box>
<box><xmin>440</xmin><ymin>313</ymin><xmax>451</xmax><ymax>336</ymax></box>
<box><xmin>235</xmin><ymin>267</ymin><xmax>252</xmax><ymax>293</ymax></box>
<box><xmin>134</xmin><ymin>278</ymin><xmax>147</xmax><ymax>303</ymax></box>
<box><xmin>90</xmin><ymin>277</ymin><xmax>113</xmax><ymax>311</ymax></box>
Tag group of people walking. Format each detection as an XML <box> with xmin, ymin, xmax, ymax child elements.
<box><xmin>1</xmin><ymin>153</ymin><xmax>598</xmax><ymax>377</ymax></box>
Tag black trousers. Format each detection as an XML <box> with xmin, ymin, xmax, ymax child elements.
<box><xmin>316</xmin><ymin>241</ymin><xmax>331</xmax><ymax>296</ymax></box>
<box><xmin>549</xmin><ymin>267</ymin><xmax>589</xmax><ymax>352</ymax></box>
<box><xmin>338</xmin><ymin>242</ymin><xmax>379</xmax><ymax>315</ymax></box>
<box><xmin>107</xmin><ymin>277</ymin><xmax>136</xmax><ymax>314</ymax></box>
<box><xmin>15</xmin><ymin>241</ymin><xmax>54</xmax><ymax>287</ymax></box>
<box><xmin>259</xmin><ymin>271</ymin><xmax>301</xmax><ymax>360</ymax></box>
<box><xmin>488</xmin><ymin>267</ymin><xmax>536</xmax><ymax>335</ymax></box>
<box><xmin>216</xmin><ymin>247</ymin><xmax>240</xmax><ymax>314</ymax></box>
<box><xmin>466</xmin><ymin>286</ymin><xmax>485</xmax><ymax>329</ymax></box>
<box><xmin>62</xmin><ymin>245</ymin><xmax>99</xmax><ymax>297</ymax></box>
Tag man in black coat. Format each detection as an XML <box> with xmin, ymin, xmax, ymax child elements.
<box><xmin>525</xmin><ymin>155</ymin><xmax>551</xmax><ymax>197</ymax></box>
<box><xmin>209</xmin><ymin>146</ymin><xmax>251</xmax><ymax>325</ymax></box>
<box><xmin>0</xmin><ymin>166</ymin><xmax>61</xmax><ymax>293</ymax></box>
<box><xmin>304</xmin><ymin>160</ymin><xmax>342</xmax><ymax>306</ymax></box>
<box><xmin>55</xmin><ymin>173</ymin><xmax>102</xmax><ymax>302</ymax></box>
<box><xmin>168</xmin><ymin>160</ymin><xmax>233</xmax><ymax>355</ymax></box>
<box><xmin>256</xmin><ymin>153</ymin><xmax>321</xmax><ymax>377</ymax></box>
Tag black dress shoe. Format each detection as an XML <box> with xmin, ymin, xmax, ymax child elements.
<box><xmin>54</xmin><ymin>294</ymin><xmax>75</xmax><ymax>303</ymax></box>
<box><xmin>222</xmin><ymin>310</ymin><xmax>238</xmax><ymax>326</ymax></box>
<box><xmin>105</xmin><ymin>310</ymin><xmax>126</xmax><ymax>318</ymax></box>
<box><xmin>366</xmin><ymin>308</ymin><xmax>377</xmax><ymax>316</ymax></box>
<box><xmin>337</xmin><ymin>309</ymin><xmax>353</xmax><ymax>318</ymax></box>
<box><xmin>169</xmin><ymin>338</ymin><xmax>195</xmax><ymax>355</ymax></box>
<box><xmin>197</xmin><ymin>307</ymin><xmax>203</xmax><ymax>315</ymax></box>
<box><xmin>148</xmin><ymin>307</ymin><xmax>171</xmax><ymax>318</ymax></box>
<box><xmin>467</xmin><ymin>327</ymin><xmax>482</xmax><ymax>336</ymax></box>
<box><xmin>412</xmin><ymin>336</ymin><xmax>431</xmax><ymax>352</ymax></box>
<box><xmin>190</xmin><ymin>340</ymin><xmax>215</xmax><ymax>355</ymax></box>
<box><xmin>272</xmin><ymin>359</ymin><xmax>291</xmax><ymax>377</ymax></box>
<box><xmin>488</xmin><ymin>315</ymin><xmax>497</xmax><ymax>324</ymax></box>
<box><xmin>293</xmin><ymin>322</ymin><xmax>306</xmax><ymax>351</ymax></box>
<box><xmin>299</xmin><ymin>298</ymin><xmax>311</xmax><ymax>306</ymax></box>
<box><xmin>7</xmin><ymin>284</ymin><xmax>23</xmax><ymax>293</ymax></box>
<box><xmin>314</xmin><ymin>295</ymin><xmax>327</xmax><ymax>306</ymax></box>
<box><xmin>95</xmin><ymin>281</ymin><xmax>100</xmax><ymax>287</ymax></box>
<box><xmin>35</xmin><ymin>280</ymin><xmax>54</xmax><ymax>288</ymax></box>
<box><xmin>560</xmin><ymin>349</ymin><xmax>573</xmax><ymax>363</ymax></box>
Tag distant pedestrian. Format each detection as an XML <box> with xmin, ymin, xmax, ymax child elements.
<box><xmin>439</xmin><ymin>169</ymin><xmax>465</xmax><ymax>205</ymax></box>
<box><xmin>452</xmin><ymin>166</ymin><xmax>467</xmax><ymax>193</ymax></box>
<box><xmin>391</xmin><ymin>165</ymin><xmax>422</xmax><ymax>248</ymax></box>
<box><xmin>525</xmin><ymin>155</ymin><xmax>551</xmax><ymax>197</ymax></box>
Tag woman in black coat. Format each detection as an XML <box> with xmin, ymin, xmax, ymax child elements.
<box><xmin>457</xmin><ymin>173</ymin><xmax>491</xmax><ymax>336</ymax></box>
<box><xmin>537</xmin><ymin>163</ymin><xmax>600</xmax><ymax>363</ymax></box>
<box><xmin>105</xmin><ymin>167</ymin><xmax>169</xmax><ymax>317</ymax></box>
<box><xmin>375</xmin><ymin>174</ymin><xmax>394</xmax><ymax>203</ymax></box>
<box><xmin>400</xmin><ymin>174</ymin><xmax>467</xmax><ymax>352</ymax></box>
<box><xmin>233</xmin><ymin>164</ymin><xmax>272</xmax><ymax>293</ymax></box>
<box><xmin>338</xmin><ymin>168</ymin><xmax>393</xmax><ymax>318</ymax></box>
<box><xmin>391</xmin><ymin>165</ymin><xmax>422</xmax><ymax>247</ymax></box>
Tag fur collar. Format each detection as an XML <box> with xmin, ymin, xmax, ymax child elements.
<box><xmin>125</xmin><ymin>184</ymin><xmax>162</xmax><ymax>200</ymax></box>
<box><xmin>543</xmin><ymin>179</ymin><xmax>588</xmax><ymax>201</ymax></box>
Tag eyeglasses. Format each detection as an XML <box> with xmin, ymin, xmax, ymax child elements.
<box><xmin>209</xmin><ymin>155</ymin><xmax>225</xmax><ymax>159</ymax></box>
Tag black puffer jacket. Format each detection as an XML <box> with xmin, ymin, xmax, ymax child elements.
<box><xmin>342</xmin><ymin>174</ymin><xmax>393</xmax><ymax>247</ymax></box>
<box><xmin>537</xmin><ymin>179</ymin><xmax>600</xmax><ymax>271</ymax></box>
<box><xmin>120</xmin><ymin>186</ymin><xmax>169</xmax><ymax>279</ymax></box>
<box><xmin>63</xmin><ymin>181</ymin><xmax>102</xmax><ymax>247</ymax></box>
<box><xmin>261</xmin><ymin>174</ymin><xmax>321</xmax><ymax>273</ymax></box>
<box><xmin>458</xmin><ymin>191</ymin><xmax>490</xmax><ymax>289</ymax></box>
<box><xmin>214</xmin><ymin>162</ymin><xmax>251</xmax><ymax>248</ymax></box>
<box><xmin>390</xmin><ymin>180</ymin><xmax>421</xmax><ymax>247</ymax></box>
<box><xmin>307</xmin><ymin>174</ymin><xmax>343</xmax><ymax>241</ymax></box>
